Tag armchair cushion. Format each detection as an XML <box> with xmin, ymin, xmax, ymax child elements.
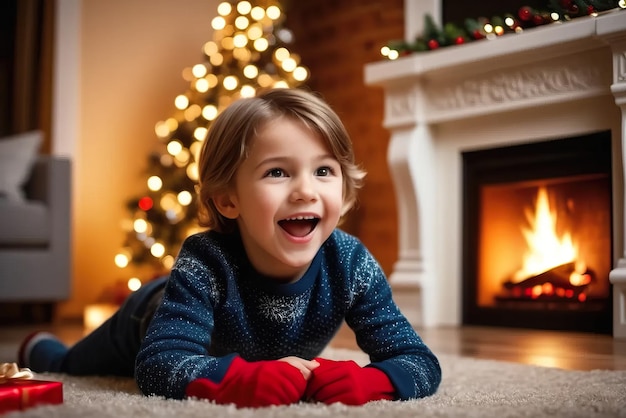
<box><xmin>0</xmin><ymin>131</ymin><xmax>43</xmax><ymax>202</ymax></box>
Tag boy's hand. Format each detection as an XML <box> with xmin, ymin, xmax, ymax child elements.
<box><xmin>186</xmin><ymin>356</ymin><xmax>310</xmax><ymax>408</ymax></box>
<box><xmin>277</xmin><ymin>356</ymin><xmax>320</xmax><ymax>380</ymax></box>
<box><xmin>305</xmin><ymin>358</ymin><xmax>395</xmax><ymax>405</ymax></box>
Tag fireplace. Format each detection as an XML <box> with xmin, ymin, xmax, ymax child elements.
<box><xmin>364</xmin><ymin>9</ymin><xmax>626</xmax><ymax>337</ymax></box>
<box><xmin>462</xmin><ymin>132</ymin><xmax>613</xmax><ymax>333</ymax></box>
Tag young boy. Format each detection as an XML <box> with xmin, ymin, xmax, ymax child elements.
<box><xmin>19</xmin><ymin>88</ymin><xmax>441</xmax><ymax>408</ymax></box>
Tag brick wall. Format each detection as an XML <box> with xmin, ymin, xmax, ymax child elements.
<box><xmin>284</xmin><ymin>1</ymin><xmax>404</xmax><ymax>275</ymax></box>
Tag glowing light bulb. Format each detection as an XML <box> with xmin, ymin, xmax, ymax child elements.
<box><xmin>162</xmin><ymin>255</ymin><xmax>175</xmax><ymax>270</ymax></box>
<box><xmin>217</xmin><ymin>2</ymin><xmax>232</xmax><ymax>16</ymax></box>
<box><xmin>178</xmin><ymin>190</ymin><xmax>193</xmax><ymax>206</ymax></box>
<box><xmin>174</xmin><ymin>95</ymin><xmax>189</xmax><ymax>110</ymax></box>
<box><xmin>274</xmin><ymin>47</ymin><xmax>290</xmax><ymax>61</ymax></box>
<box><xmin>243</xmin><ymin>64</ymin><xmax>259</xmax><ymax>79</ymax></box>
<box><xmin>233</xmin><ymin>33</ymin><xmax>248</xmax><ymax>48</ymax></box>
<box><xmin>266</xmin><ymin>5</ymin><xmax>281</xmax><ymax>20</ymax></box>
<box><xmin>293</xmin><ymin>66</ymin><xmax>308</xmax><ymax>81</ymax></box>
<box><xmin>147</xmin><ymin>176</ymin><xmax>162</xmax><ymax>191</ymax></box>
<box><xmin>235</xmin><ymin>16</ymin><xmax>249</xmax><ymax>30</ymax></box>
<box><xmin>203</xmin><ymin>41</ymin><xmax>218</xmax><ymax>56</ymax></box>
<box><xmin>167</xmin><ymin>140</ymin><xmax>183</xmax><ymax>156</ymax></box>
<box><xmin>133</xmin><ymin>219</ymin><xmax>148</xmax><ymax>233</ymax></box>
<box><xmin>187</xmin><ymin>162</ymin><xmax>199</xmax><ymax>181</ymax></box>
<box><xmin>211</xmin><ymin>16</ymin><xmax>226</xmax><ymax>30</ymax></box>
<box><xmin>223</xmin><ymin>75</ymin><xmax>239</xmax><ymax>90</ymax></box>
<box><xmin>247</xmin><ymin>24</ymin><xmax>263</xmax><ymax>40</ymax></box>
<box><xmin>114</xmin><ymin>252</ymin><xmax>130</xmax><ymax>268</ymax></box>
<box><xmin>281</xmin><ymin>57</ymin><xmax>297</xmax><ymax>72</ymax></box>
<box><xmin>240</xmin><ymin>85</ymin><xmax>256</xmax><ymax>97</ymax></box>
<box><xmin>151</xmin><ymin>242</ymin><xmax>165</xmax><ymax>258</ymax></box>
<box><xmin>253</xmin><ymin>38</ymin><xmax>268</xmax><ymax>51</ymax></box>
<box><xmin>250</xmin><ymin>6</ymin><xmax>264</xmax><ymax>20</ymax></box>
<box><xmin>210</xmin><ymin>53</ymin><xmax>224</xmax><ymax>66</ymax></box>
<box><xmin>191</xmin><ymin>64</ymin><xmax>207</xmax><ymax>78</ymax></box>
<box><xmin>128</xmin><ymin>277</ymin><xmax>142</xmax><ymax>291</ymax></box>
<box><xmin>174</xmin><ymin>148</ymin><xmax>190</xmax><ymax>165</ymax></box>
<box><xmin>202</xmin><ymin>104</ymin><xmax>218</xmax><ymax>121</ymax></box>
<box><xmin>184</xmin><ymin>104</ymin><xmax>202</xmax><ymax>121</ymax></box>
<box><xmin>154</xmin><ymin>121</ymin><xmax>169</xmax><ymax>138</ymax></box>
<box><xmin>237</xmin><ymin>1</ymin><xmax>251</xmax><ymax>14</ymax></box>
<box><xmin>194</xmin><ymin>126</ymin><xmax>208</xmax><ymax>141</ymax></box>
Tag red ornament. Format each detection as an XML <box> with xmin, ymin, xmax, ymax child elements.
<box><xmin>473</xmin><ymin>29</ymin><xmax>485</xmax><ymax>40</ymax></box>
<box><xmin>138</xmin><ymin>196</ymin><xmax>153</xmax><ymax>211</ymax></box>
<box><xmin>427</xmin><ymin>39</ymin><xmax>439</xmax><ymax>50</ymax></box>
<box><xmin>587</xmin><ymin>5</ymin><xmax>595</xmax><ymax>14</ymax></box>
<box><xmin>454</xmin><ymin>36</ymin><xmax>465</xmax><ymax>45</ymax></box>
<box><xmin>532</xmin><ymin>14</ymin><xmax>545</xmax><ymax>25</ymax></box>
<box><xmin>518</xmin><ymin>6</ymin><xmax>533</xmax><ymax>21</ymax></box>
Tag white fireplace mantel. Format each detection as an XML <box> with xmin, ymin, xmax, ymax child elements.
<box><xmin>364</xmin><ymin>10</ymin><xmax>626</xmax><ymax>336</ymax></box>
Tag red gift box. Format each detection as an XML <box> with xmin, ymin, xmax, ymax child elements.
<box><xmin>0</xmin><ymin>379</ymin><xmax>63</xmax><ymax>414</ymax></box>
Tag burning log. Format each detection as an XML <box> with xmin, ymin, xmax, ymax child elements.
<box><xmin>502</xmin><ymin>262</ymin><xmax>594</xmax><ymax>301</ymax></box>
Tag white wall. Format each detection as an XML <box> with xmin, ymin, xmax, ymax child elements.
<box><xmin>54</xmin><ymin>0</ymin><xmax>219</xmax><ymax>318</ymax></box>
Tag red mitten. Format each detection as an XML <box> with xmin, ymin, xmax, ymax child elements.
<box><xmin>185</xmin><ymin>356</ymin><xmax>307</xmax><ymax>408</ymax></box>
<box><xmin>305</xmin><ymin>358</ymin><xmax>395</xmax><ymax>405</ymax></box>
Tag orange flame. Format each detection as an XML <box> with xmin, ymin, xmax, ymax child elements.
<box><xmin>512</xmin><ymin>187</ymin><xmax>586</xmax><ymax>285</ymax></box>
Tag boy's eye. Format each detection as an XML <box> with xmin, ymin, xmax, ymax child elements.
<box><xmin>316</xmin><ymin>166</ymin><xmax>334</xmax><ymax>177</ymax></box>
<box><xmin>265</xmin><ymin>168</ymin><xmax>285</xmax><ymax>178</ymax></box>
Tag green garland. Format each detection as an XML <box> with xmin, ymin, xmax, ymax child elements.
<box><xmin>382</xmin><ymin>0</ymin><xmax>625</xmax><ymax>59</ymax></box>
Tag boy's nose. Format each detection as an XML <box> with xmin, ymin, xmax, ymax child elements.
<box><xmin>291</xmin><ymin>176</ymin><xmax>318</xmax><ymax>202</ymax></box>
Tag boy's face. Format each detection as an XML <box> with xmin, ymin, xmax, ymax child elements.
<box><xmin>217</xmin><ymin>117</ymin><xmax>344</xmax><ymax>282</ymax></box>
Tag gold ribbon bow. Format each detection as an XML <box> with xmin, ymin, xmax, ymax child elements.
<box><xmin>0</xmin><ymin>362</ymin><xmax>34</xmax><ymax>383</ymax></box>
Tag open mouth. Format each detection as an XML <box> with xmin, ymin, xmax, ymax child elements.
<box><xmin>278</xmin><ymin>216</ymin><xmax>320</xmax><ymax>238</ymax></box>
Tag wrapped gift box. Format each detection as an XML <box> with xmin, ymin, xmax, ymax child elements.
<box><xmin>0</xmin><ymin>379</ymin><xmax>63</xmax><ymax>414</ymax></box>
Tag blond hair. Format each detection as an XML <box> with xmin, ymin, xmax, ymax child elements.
<box><xmin>197</xmin><ymin>88</ymin><xmax>366</xmax><ymax>232</ymax></box>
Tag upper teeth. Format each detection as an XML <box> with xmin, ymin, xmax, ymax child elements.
<box><xmin>284</xmin><ymin>216</ymin><xmax>316</xmax><ymax>221</ymax></box>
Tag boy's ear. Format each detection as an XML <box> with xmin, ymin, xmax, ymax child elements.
<box><xmin>212</xmin><ymin>192</ymin><xmax>239</xmax><ymax>219</ymax></box>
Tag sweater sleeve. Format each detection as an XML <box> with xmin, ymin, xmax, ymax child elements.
<box><xmin>135</xmin><ymin>239</ymin><xmax>235</xmax><ymax>400</ymax></box>
<box><xmin>343</xmin><ymin>242</ymin><xmax>442</xmax><ymax>400</ymax></box>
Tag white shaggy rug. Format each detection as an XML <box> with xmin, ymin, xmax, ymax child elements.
<box><xmin>5</xmin><ymin>347</ymin><xmax>626</xmax><ymax>418</ymax></box>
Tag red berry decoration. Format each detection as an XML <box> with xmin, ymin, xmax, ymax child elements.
<box><xmin>472</xmin><ymin>29</ymin><xmax>484</xmax><ymax>39</ymax></box>
<box><xmin>138</xmin><ymin>196</ymin><xmax>153</xmax><ymax>211</ymax></box>
<box><xmin>454</xmin><ymin>36</ymin><xmax>465</xmax><ymax>45</ymax></box>
<box><xmin>587</xmin><ymin>5</ymin><xmax>595</xmax><ymax>14</ymax></box>
<box><xmin>518</xmin><ymin>6</ymin><xmax>533</xmax><ymax>21</ymax></box>
<box><xmin>532</xmin><ymin>14</ymin><xmax>544</xmax><ymax>25</ymax></box>
<box><xmin>427</xmin><ymin>39</ymin><xmax>440</xmax><ymax>50</ymax></box>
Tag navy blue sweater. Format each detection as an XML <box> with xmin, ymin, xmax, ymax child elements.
<box><xmin>135</xmin><ymin>229</ymin><xmax>441</xmax><ymax>400</ymax></box>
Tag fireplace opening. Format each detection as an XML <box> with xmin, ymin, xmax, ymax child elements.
<box><xmin>462</xmin><ymin>131</ymin><xmax>613</xmax><ymax>334</ymax></box>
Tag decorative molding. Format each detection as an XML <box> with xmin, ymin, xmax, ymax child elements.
<box><xmin>384</xmin><ymin>87</ymin><xmax>417</xmax><ymax>128</ymax></box>
<box><xmin>617</xmin><ymin>51</ymin><xmax>626</xmax><ymax>83</ymax></box>
<box><xmin>427</xmin><ymin>63</ymin><xmax>604</xmax><ymax>112</ymax></box>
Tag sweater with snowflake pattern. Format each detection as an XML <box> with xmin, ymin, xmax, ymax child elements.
<box><xmin>135</xmin><ymin>229</ymin><xmax>441</xmax><ymax>401</ymax></box>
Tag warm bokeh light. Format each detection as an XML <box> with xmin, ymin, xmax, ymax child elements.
<box><xmin>114</xmin><ymin>252</ymin><xmax>130</xmax><ymax>268</ymax></box>
<box><xmin>127</xmin><ymin>277</ymin><xmax>142</xmax><ymax>291</ymax></box>
<box><xmin>147</xmin><ymin>176</ymin><xmax>162</xmax><ymax>191</ymax></box>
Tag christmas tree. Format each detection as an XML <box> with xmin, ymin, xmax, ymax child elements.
<box><xmin>114</xmin><ymin>0</ymin><xmax>309</xmax><ymax>289</ymax></box>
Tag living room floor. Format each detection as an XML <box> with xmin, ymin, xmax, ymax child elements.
<box><xmin>1</xmin><ymin>321</ymin><xmax>625</xmax><ymax>371</ymax></box>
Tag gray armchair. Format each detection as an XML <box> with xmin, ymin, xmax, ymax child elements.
<box><xmin>0</xmin><ymin>156</ymin><xmax>72</xmax><ymax>307</ymax></box>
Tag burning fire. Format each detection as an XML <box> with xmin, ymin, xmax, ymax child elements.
<box><xmin>511</xmin><ymin>187</ymin><xmax>590</xmax><ymax>301</ymax></box>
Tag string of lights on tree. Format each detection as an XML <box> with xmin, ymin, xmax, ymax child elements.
<box><xmin>114</xmin><ymin>0</ymin><xmax>309</xmax><ymax>292</ymax></box>
<box><xmin>381</xmin><ymin>0</ymin><xmax>626</xmax><ymax>59</ymax></box>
